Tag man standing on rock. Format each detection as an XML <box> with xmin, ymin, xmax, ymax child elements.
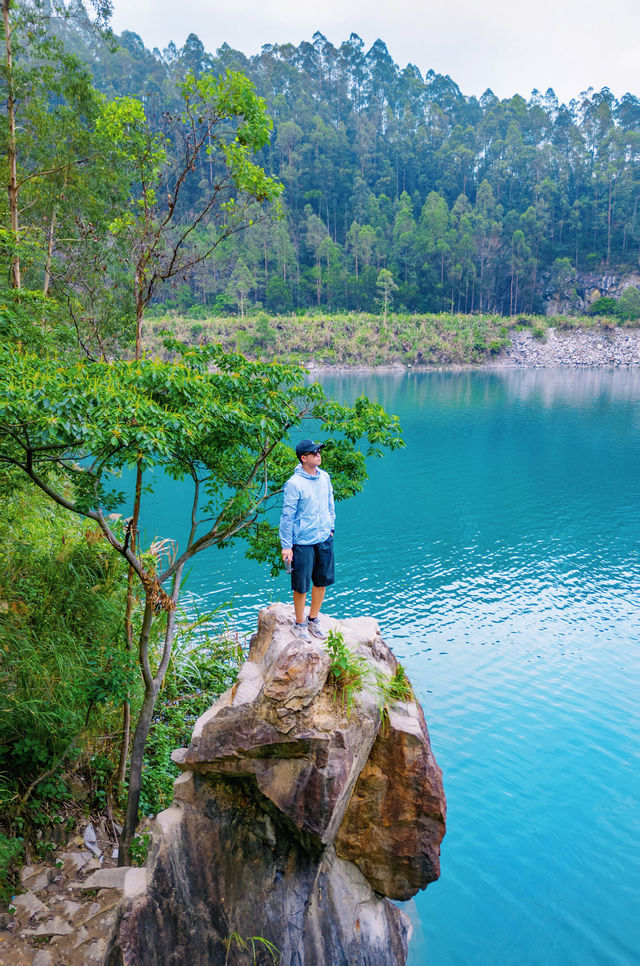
<box><xmin>279</xmin><ymin>439</ymin><xmax>335</xmax><ymax>642</ymax></box>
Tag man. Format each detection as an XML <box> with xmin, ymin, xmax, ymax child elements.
<box><xmin>279</xmin><ymin>439</ymin><xmax>335</xmax><ymax>641</ymax></box>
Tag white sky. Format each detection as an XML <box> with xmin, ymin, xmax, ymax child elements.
<box><xmin>109</xmin><ymin>0</ymin><xmax>640</xmax><ymax>106</ymax></box>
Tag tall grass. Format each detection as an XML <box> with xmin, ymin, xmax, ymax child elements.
<box><xmin>144</xmin><ymin>310</ymin><xmax>637</xmax><ymax>367</ymax></box>
<box><xmin>0</xmin><ymin>479</ymin><xmax>132</xmax><ymax>839</ymax></box>
<box><xmin>0</xmin><ymin>475</ymin><xmax>243</xmax><ymax>901</ymax></box>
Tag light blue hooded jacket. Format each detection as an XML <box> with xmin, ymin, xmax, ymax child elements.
<box><xmin>279</xmin><ymin>464</ymin><xmax>335</xmax><ymax>548</ymax></box>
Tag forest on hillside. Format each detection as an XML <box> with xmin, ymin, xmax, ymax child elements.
<box><xmin>58</xmin><ymin>16</ymin><xmax>640</xmax><ymax>318</ymax></box>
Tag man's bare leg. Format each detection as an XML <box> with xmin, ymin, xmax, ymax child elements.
<box><xmin>293</xmin><ymin>590</ymin><xmax>307</xmax><ymax>624</ymax></box>
<box><xmin>309</xmin><ymin>584</ymin><xmax>326</xmax><ymax>620</ymax></box>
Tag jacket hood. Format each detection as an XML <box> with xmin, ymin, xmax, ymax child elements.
<box><xmin>294</xmin><ymin>464</ymin><xmax>321</xmax><ymax>481</ymax></box>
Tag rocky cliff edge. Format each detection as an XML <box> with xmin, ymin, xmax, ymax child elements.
<box><xmin>107</xmin><ymin>603</ymin><xmax>446</xmax><ymax>966</ymax></box>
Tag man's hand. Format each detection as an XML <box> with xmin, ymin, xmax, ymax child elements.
<box><xmin>282</xmin><ymin>548</ymin><xmax>293</xmax><ymax>564</ymax></box>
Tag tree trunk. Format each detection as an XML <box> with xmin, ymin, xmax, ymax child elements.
<box><xmin>510</xmin><ymin>260</ymin><xmax>514</xmax><ymax>316</ymax></box>
<box><xmin>118</xmin><ymin>565</ymin><xmax>183</xmax><ymax>866</ymax></box>
<box><xmin>133</xmin><ymin>257</ymin><xmax>146</xmax><ymax>360</ymax></box>
<box><xmin>116</xmin><ymin>462</ymin><xmax>144</xmax><ymax>793</ymax></box>
<box><xmin>263</xmin><ymin>236</ymin><xmax>268</xmax><ymax>301</ymax></box>
<box><xmin>116</xmin><ymin>700</ymin><xmax>131</xmax><ymax>793</ymax></box>
<box><xmin>606</xmin><ymin>177</ymin><xmax>613</xmax><ymax>267</ymax></box>
<box><xmin>118</xmin><ymin>692</ymin><xmax>158</xmax><ymax>862</ymax></box>
<box><xmin>43</xmin><ymin>202</ymin><xmax>61</xmax><ymax>296</ymax></box>
<box><xmin>529</xmin><ymin>256</ymin><xmax>538</xmax><ymax>315</ymax></box>
<box><xmin>3</xmin><ymin>0</ymin><xmax>20</xmax><ymax>289</ymax></box>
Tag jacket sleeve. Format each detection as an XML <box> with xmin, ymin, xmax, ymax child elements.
<box><xmin>279</xmin><ymin>479</ymin><xmax>298</xmax><ymax>549</ymax></box>
<box><xmin>328</xmin><ymin>475</ymin><xmax>335</xmax><ymax>531</ymax></box>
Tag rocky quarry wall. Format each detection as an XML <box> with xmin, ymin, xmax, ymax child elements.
<box><xmin>542</xmin><ymin>271</ymin><xmax>640</xmax><ymax>316</ymax></box>
<box><xmin>106</xmin><ymin>603</ymin><xmax>447</xmax><ymax>966</ymax></box>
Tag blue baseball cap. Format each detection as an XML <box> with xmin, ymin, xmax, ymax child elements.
<box><xmin>295</xmin><ymin>439</ymin><xmax>324</xmax><ymax>458</ymax></box>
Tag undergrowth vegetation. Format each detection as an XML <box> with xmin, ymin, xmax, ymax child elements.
<box><xmin>0</xmin><ymin>477</ymin><xmax>131</xmax><ymax>838</ymax></box>
<box><xmin>145</xmin><ymin>310</ymin><xmax>637</xmax><ymax>367</ymax></box>
<box><xmin>326</xmin><ymin>629</ymin><xmax>414</xmax><ymax>721</ymax></box>
<box><xmin>138</xmin><ymin>628</ymin><xmax>242</xmax><ymax>817</ymax></box>
<box><xmin>326</xmin><ymin>630</ymin><xmax>368</xmax><ymax>714</ymax></box>
<box><xmin>0</xmin><ymin>472</ymin><xmax>242</xmax><ymax>903</ymax></box>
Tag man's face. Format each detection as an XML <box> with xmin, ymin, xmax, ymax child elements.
<box><xmin>301</xmin><ymin>449</ymin><xmax>322</xmax><ymax>471</ymax></box>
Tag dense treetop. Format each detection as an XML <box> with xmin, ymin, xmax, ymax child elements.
<box><xmin>27</xmin><ymin>12</ymin><xmax>640</xmax><ymax>314</ymax></box>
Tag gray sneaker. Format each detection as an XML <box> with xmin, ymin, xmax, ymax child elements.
<box><xmin>307</xmin><ymin>618</ymin><xmax>326</xmax><ymax>640</ymax></box>
<box><xmin>292</xmin><ymin>621</ymin><xmax>311</xmax><ymax>642</ymax></box>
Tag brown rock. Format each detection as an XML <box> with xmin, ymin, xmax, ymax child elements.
<box><xmin>110</xmin><ymin>782</ymin><xmax>411</xmax><ymax>966</ymax></box>
<box><xmin>182</xmin><ymin>604</ymin><xmax>385</xmax><ymax>845</ymax></box>
<box><xmin>335</xmin><ymin>699</ymin><xmax>446</xmax><ymax>900</ymax></box>
<box><xmin>106</xmin><ymin>603</ymin><xmax>446</xmax><ymax>966</ymax></box>
<box><xmin>61</xmin><ymin>851</ymin><xmax>92</xmax><ymax>874</ymax></box>
<box><xmin>20</xmin><ymin>866</ymin><xmax>53</xmax><ymax>894</ymax></box>
<box><xmin>172</xmin><ymin>771</ymin><xmax>196</xmax><ymax>804</ymax></box>
<box><xmin>81</xmin><ymin>868</ymin><xmax>130</xmax><ymax>891</ymax></box>
<box><xmin>262</xmin><ymin>639</ymin><xmax>330</xmax><ymax>713</ymax></box>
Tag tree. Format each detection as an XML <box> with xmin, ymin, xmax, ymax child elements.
<box><xmin>0</xmin><ymin>341</ymin><xmax>403</xmax><ymax>861</ymax></box>
<box><xmin>508</xmin><ymin>229</ymin><xmax>531</xmax><ymax>315</ymax></box>
<box><xmin>305</xmin><ymin>205</ymin><xmax>329</xmax><ymax>305</ymax></box>
<box><xmin>95</xmin><ymin>68</ymin><xmax>284</xmax><ymax>793</ymax></box>
<box><xmin>617</xmin><ymin>285</ymin><xmax>640</xmax><ymax>320</ymax></box>
<box><xmin>38</xmin><ymin>20</ymin><xmax>640</xmax><ymax>316</ymax></box>
<box><xmin>228</xmin><ymin>258</ymin><xmax>254</xmax><ymax>316</ymax></box>
<box><xmin>392</xmin><ymin>192</ymin><xmax>417</xmax><ymax>284</ymax></box>
<box><xmin>0</xmin><ymin>0</ymin><xmax>139</xmax><ymax>356</ymax></box>
<box><xmin>551</xmin><ymin>257</ymin><xmax>577</xmax><ymax>305</ymax></box>
<box><xmin>376</xmin><ymin>268</ymin><xmax>398</xmax><ymax>323</ymax></box>
<box><xmin>99</xmin><ymin>70</ymin><xmax>282</xmax><ymax>358</ymax></box>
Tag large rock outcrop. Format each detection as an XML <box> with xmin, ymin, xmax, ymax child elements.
<box><xmin>107</xmin><ymin>604</ymin><xmax>446</xmax><ymax>966</ymax></box>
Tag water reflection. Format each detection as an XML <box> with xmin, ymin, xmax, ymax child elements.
<box><xmin>316</xmin><ymin>366</ymin><xmax>640</xmax><ymax>409</ymax></box>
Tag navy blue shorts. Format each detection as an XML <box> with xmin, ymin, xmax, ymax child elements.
<box><xmin>291</xmin><ymin>538</ymin><xmax>335</xmax><ymax>594</ymax></box>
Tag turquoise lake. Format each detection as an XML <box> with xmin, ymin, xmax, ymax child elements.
<box><xmin>139</xmin><ymin>369</ymin><xmax>640</xmax><ymax>966</ymax></box>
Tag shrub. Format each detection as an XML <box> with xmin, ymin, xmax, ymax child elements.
<box><xmin>138</xmin><ymin>627</ymin><xmax>241</xmax><ymax>816</ymax></box>
<box><xmin>0</xmin><ymin>833</ymin><xmax>24</xmax><ymax>905</ymax></box>
<box><xmin>326</xmin><ymin>630</ymin><xmax>367</xmax><ymax>714</ymax></box>
<box><xmin>384</xmin><ymin>664</ymin><xmax>413</xmax><ymax>704</ymax></box>
<box><xmin>617</xmin><ymin>286</ymin><xmax>640</xmax><ymax>321</ymax></box>
<box><xmin>129</xmin><ymin>832</ymin><xmax>151</xmax><ymax>867</ymax></box>
<box><xmin>187</xmin><ymin>305</ymin><xmax>210</xmax><ymax>320</ymax></box>
<box><xmin>253</xmin><ymin>313</ymin><xmax>277</xmax><ymax>350</ymax></box>
<box><xmin>589</xmin><ymin>296</ymin><xmax>618</xmax><ymax>316</ymax></box>
<box><xmin>0</xmin><ymin>482</ymin><xmax>131</xmax><ymax>839</ymax></box>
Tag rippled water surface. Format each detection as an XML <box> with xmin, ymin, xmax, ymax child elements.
<box><xmin>142</xmin><ymin>370</ymin><xmax>640</xmax><ymax>966</ymax></box>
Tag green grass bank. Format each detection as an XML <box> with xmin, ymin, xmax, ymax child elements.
<box><xmin>144</xmin><ymin>310</ymin><xmax>637</xmax><ymax>366</ymax></box>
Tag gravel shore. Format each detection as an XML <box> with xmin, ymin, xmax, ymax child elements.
<box><xmin>485</xmin><ymin>327</ymin><xmax>640</xmax><ymax>368</ymax></box>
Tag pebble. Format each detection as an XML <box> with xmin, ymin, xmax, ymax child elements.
<box><xmin>11</xmin><ymin>891</ymin><xmax>48</xmax><ymax>922</ymax></box>
<box><xmin>22</xmin><ymin>916</ymin><xmax>73</xmax><ymax>937</ymax></box>
<box><xmin>82</xmin><ymin>868</ymin><xmax>129</xmax><ymax>890</ymax></box>
<box><xmin>19</xmin><ymin>870</ymin><xmax>51</xmax><ymax>894</ymax></box>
